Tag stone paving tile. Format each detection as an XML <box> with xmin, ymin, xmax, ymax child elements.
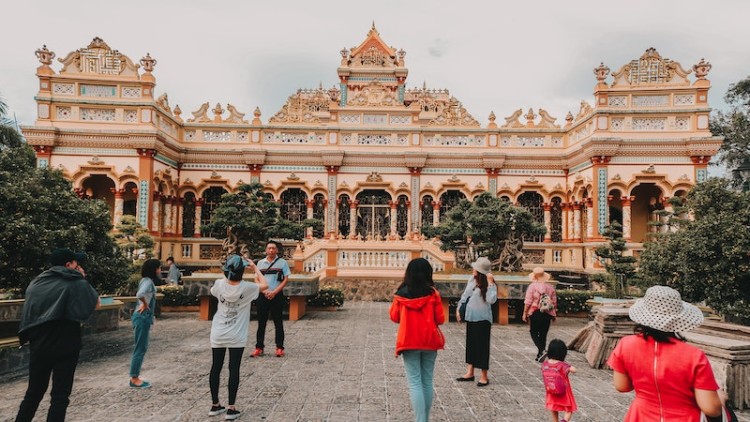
<box><xmin>2</xmin><ymin>301</ymin><xmax>750</xmax><ymax>421</ymax></box>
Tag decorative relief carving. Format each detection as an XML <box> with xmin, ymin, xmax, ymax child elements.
<box><xmin>678</xmin><ymin>174</ymin><xmax>690</xmax><ymax>181</ymax></box>
<box><xmin>124</xmin><ymin>110</ymin><xmax>138</xmax><ymax>123</ymax></box>
<box><xmin>237</xmin><ymin>132</ymin><xmax>249</xmax><ymax>142</ymax></box>
<box><xmin>551</xmin><ymin>137</ymin><xmax>562</xmax><ymax>147</ymax></box>
<box><xmin>203</xmin><ymin>131</ymin><xmax>232</xmax><ymax>142</ymax></box>
<box><xmin>357</xmin><ymin>134</ymin><xmax>392</xmax><ymax>145</ymax></box>
<box><xmin>423</xmin><ymin>135</ymin><xmax>484</xmax><ymax>147</ymax></box>
<box><xmin>56</xmin><ymin>107</ymin><xmax>71</xmax><ymax>120</ymax></box>
<box><xmin>80</xmin><ymin>108</ymin><xmax>115</xmax><ymax>121</ymax></box>
<box><xmin>53</xmin><ymin>83</ymin><xmax>75</xmax><ymax>95</ymax></box>
<box><xmin>692</xmin><ymin>58</ymin><xmax>712</xmax><ymax>80</ymax></box>
<box><xmin>501</xmin><ymin>136</ymin><xmax>511</xmax><ymax>146</ymax></box>
<box><xmin>642</xmin><ymin>164</ymin><xmax>656</xmax><ymax>174</ymax></box>
<box><xmin>87</xmin><ymin>156</ymin><xmax>104</xmax><ymax>165</ymax></box>
<box><xmin>156</xmin><ymin>93</ymin><xmax>172</xmax><ymax>115</ymax></box>
<box><xmin>390</xmin><ymin>115</ymin><xmax>410</xmax><ymax>125</ymax></box>
<box><xmin>80</xmin><ymin>85</ymin><xmax>116</xmax><ymax>97</ymax></box>
<box><xmin>674</xmin><ymin>94</ymin><xmax>695</xmax><ymax>105</ymax></box>
<box><xmin>536</xmin><ymin>109</ymin><xmax>560</xmax><ymax>128</ymax></box>
<box><xmin>270</xmin><ymin>86</ymin><xmax>331</xmax><ymax>123</ymax></box>
<box><xmin>210</xmin><ymin>171</ymin><xmax>222</xmax><ymax>179</ymax></box>
<box><xmin>340</xmin><ymin>114</ymin><xmax>361</xmax><ymax>124</ymax></box>
<box><xmin>675</xmin><ymin>117</ymin><xmax>690</xmax><ymax>131</ymax></box>
<box><xmin>225</xmin><ymin>104</ymin><xmax>248</xmax><ymax>123</ymax></box>
<box><xmin>287</xmin><ymin>173</ymin><xmax>300</xmax><ymax>181</ymax></box>
<box><xmin>347</xmin><ymin>80</ymin><xmax>399</xmax><ymax>107</ymax></box>
<box><xmin>124</xmin><ymin>166</ymin><xmax>135</xmax><ymax>173</ymax></box>
<box><xmin>188</xmin><ymin>102</ymin><xmax>211</xmax><ymax>123</ymax></box>
<box><xmin>35</xmin><ymin>45</ymin><xmax>55</xmax><ymax>65</ymax></box>
<box><xmin>611</xmin><ymin>118</ymin><xmax>624</xmax><ymax>131</ymax></box>
<box><xmin>501</xmin><ymin>109</ymin><xmax>524</xmax><ymax>128</ymax></box>
<box><xmin>185</xmin><ymin>130</ymin><xmax>196</xmax><ymax>141</ymax></box>
<box><xmin>516</xmin><ymin>137</ymin><xmax>545</xmax><ymax>147</ymax></box>
<box><xmin>526</xmin><ymin>176</ymin><xmax>538</xmax><ymax>183</ymax></box>
<box><xmin>632</xmin><ymin>95</ymin><xmax>669</xmax><ymax>107</ymax></box>
<box><xmin>575</xmin><ymin>101</ymin><xmax>592</xmax><ymax>121</ymax></box>
<box><xmin>366</xmin><ymin>172</ymin><xmax>383</xmax><ymax>182</ymax></box>
<box><xmin>363</xmin><ymin>114</ymin><xmax>387</xmax><ymax>124</ymax></box>
<box><xmin>612</xmin><ymin>48</ymin><xmax>691</xmax><ymax>86</ymax></box>
<box><xmin>58</xmin><ymin>37</ymin><xmax>139</xmax><ymax>76</ymax></box>
<box><xmin>632</xmin><ymin>118</ymin><xmax>666</xmax><ymax>131</ymax></box>
<box><xmin>405</xmin><ymin>85</ymin><xmax>479</xmax><ymax>127</ymax></box>
<box><xmin>608</xmin><ymin>96</ymin><xmax>627</xmax><ymax>107</ymax></box>
<box><xmin>611</xmin><ymin>174</ymin><xmax>621</xmax><ymax>180</ymax></box>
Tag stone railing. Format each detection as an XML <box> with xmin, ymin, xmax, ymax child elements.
<box><xmin>303</xmin><ymin>250</ymin><xmax>327</xmax><ymax>274</ymax></box>
<box><xmin>337</xmin><ymin>250</ymin><xmax>410</xmax><ymax>269</ymax></box>
<box><xmin>421</xmin><ymin>251</ymin><xmax>445</xmax><ymax>272</ymax></box>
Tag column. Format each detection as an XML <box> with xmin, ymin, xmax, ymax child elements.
<box><xmin>322</xmin><ymin>198</ymin><xmax>329</xmax><ymax>235</ymax></box>
<box><xmin>661</xmin><ymin>198</ymin><xmax>672</xmax><ymax>233</ymax></box>
<box><xmin>691</xmin><ymin>156</ymin><xmax>709</xmax><ymax>184</ymax></box>
<box><xmin>621</xmin><ymin>196</ymin><xmax>632</xmax><ymax>240</ymax></box>
<box><xmin>543</xmin><ymin>202</ymin><xmax>552</xmax><ymax>242</ymax></box>
<box><xmin>163</xmin><ymin>197</ymin><xmax>173</xmax><ymax>236</ymax></box>
<box><xmin>561</xmin><ymin>202</ymin><xmax>570</xmax><ymax>241</ymax></box>
<box><xmin>349</xmin><ymin>200</ymin><xmax>358</xmax><ymax>239</ymax></box>
<box><xmin>249</xmin><ymin>163</ymin><xmax>263</xmax><ymax>184</ymax></box>
<box><xmin>389</xmin><ymin>200</ymin><xmax>397</xmax><ymax>239</ymax></box>
<box><xmin>409</xmin><ymin>167</ymin><xmax>421</xmax><ymax>235</ymax></box>
<box><xmin>175</xmin><ymin>197</ymin><xmax>183</xmax><ymax>238</ymax></box>
<box><xmin>586</xmin><ymin>198</ymin><xmax>594</xmax><ymax>239</ymax></box>
<box><xmin>136</xmin><ymin>148</ymin><xmax>156</xmax><ymax>229</ymax></box>
<box><xmin>194</xmin><ymin>198</ymin><xmax>204</xmax><ymax>237</ymax></box>
<box><xmin>486</xmin><ymin>168</ymin><xmax>499</xmax><ymax>196</ymax></box>
<box><xmin>151</xmin><ymin>192</ymin><xmax>161</xmax><ymax>235</ymax></box>
<box><xmin>112</xmin><ymin>188</ymin><xmax>125</xmax><ymax>227</ymax></box>
<box><xmin>572</xmin><ymin>202</ymin><xmax>582</xmax><ymax>242</ymax></box>
<box><xmin>432</xmin><ymin>201</ymin><xmax>441</xmax><ymax>226</ymax></box>
<box><xmin>327</xmin><ymin>166</ymin><xmax>339</xmax><ymax>237</ymax></box>
<box><xmin>305</xmin><ymin>199</ymin><xmax>314</xmax><ymax>239</ymax></box>
<box><xmin>406</xmin><ymin>200</ymin><xmax>412</xmax><ymax>236</ymax></box>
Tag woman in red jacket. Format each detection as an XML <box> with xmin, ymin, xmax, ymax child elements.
<box><xmin>390</xmin><ymin>258</ymin><xmax>446</xmax><ymax>422</ymax></box>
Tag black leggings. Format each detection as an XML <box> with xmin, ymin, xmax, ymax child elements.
<box><xmin>529</xmin><ymin>310</ymin><xmax>553</xmax><ymax>355</ymax></box>
<box><xmin>210</xmin><ymin>347</ymin><xmax>244</xmax><ymax>406</ymax></box>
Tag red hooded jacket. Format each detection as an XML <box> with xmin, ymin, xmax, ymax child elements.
<box><xmin>389</xmin><ymin>288</ymin><xmax>446</xmax><ymax>356</ymax></box>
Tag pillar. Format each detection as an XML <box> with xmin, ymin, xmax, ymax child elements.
<box><xmin>194</xmin><ymin>198</ymin><xmax>204</xmax><ymax>237</ymax></box>
<box><xmin>151</xmin><ymin>192</ymin><xmax>161</xmax><ymax>235</ymax></box>
<box><xmin>586</xmin><ymin>198</ymin><xmax>594</xmax><ymax>240</ymax></box>
<box><xmin>409</xmin><ymin>167</ymin><xmax>422</xmax><ymax>235</ymax></box>
<box><xmin>543</xmin><ymin>202</ymin><xmax>552</xmax><ymax>242</ymax></box>
<box><xmin>175</xmin><ymin>197</ymin><xmax>183</xmax><ymax>238</ymax></box>
<box><xmin>572</xmin><ymin>202</ymin><xmax>582</xmax><ymax>242</ymax></box>
<box><xmin>621</xmin><ymin>196</ymin><xmax>632</xmax><ymax>240</ymax></box>
<box><xmin>163</xmin><ymin>196</ymin><xmax>173</xmax><ymax>237</ymax></box>
<box><xmin>327</xmin><ymin>166</ymin><xmax>339</xmax><ymax>237</ymax></box>
<box><xmin>389</xmin><ymin>200</ymin><xmax>397</xmax><ymax>239</ymax></box>
<box><xmin>305</xmin><ymin>199</ymin><xmax>314</xmax><ymax>239</ymax></box>
<box><xmin>349</xmin><ymin>200</ymin><xmax>358</xmax><ymax>239</ymax></box>
<box><xmin>249</xmin><ymin>163</ymin><xmax>263</xmax><ymax>185</ymax></box>
<box><xmin>112</xmin><ymin>188</ymin><xmax>125</xmax><ymax>227</ymax></box>
<box><xmin>433</xmin><ymin>201</ymin><xmax>441</xmax><ymax>226</ymax></box>
<box><xmin>136</xmin><ymin>148</ymin><xmax>156</xmax><ymax>229</ymax></box>
<box><xmin>561</xmin><ymin>202</ymin><xmax>570</xmax><ymax>242</ymax></box>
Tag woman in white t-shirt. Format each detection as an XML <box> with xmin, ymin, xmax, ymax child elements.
<box><xmin>208</xmin><ymin>255</ymin><xmax>268</xmax><ymax>420</ymax></box>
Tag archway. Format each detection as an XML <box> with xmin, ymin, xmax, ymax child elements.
<box><xmin>200</xmin><ymin>187</ymin><xmax>227</xmax><ymax>237</ymax></box>
<box><xmin>439</xmin><ymin>190</ymin><xmax>466</xmax><ymax>222</ymax></box>
<box><xmin>630</xmin><ymin>184</ymin><xmax>664</xmax><ymax>243</ymax></box>
<box><xmin>81</xmin><ymin>175</ymin><xmax>116</xmax><ymax>220</ymax></box>
<box><xmin>518</xmin><ymin>191</ymin><xmax>544</xmax><ymax>242</ymax></box>
<box><xmin>608</xmin><ymin>189</ymin><xmax>623</xmax><ymax>227</ymax></box>
<box><xmin>355</xmin><ymin>190</ymin><xmax>391</xmax><ymax>239</ymax></box>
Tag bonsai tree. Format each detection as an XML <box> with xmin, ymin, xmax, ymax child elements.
<box><xmin>202</xmin><ymin>182</ymin><xmax>319</xmax><ymax>261</ymax></box>
<box><xmin>113</xmin><ymin>215</ymin><xmax>154</xmax><ymax>261</ymax></box>
<box><xmin>423</xmin><ymin>192</ymin><xmax>546</xmax><ymax>272</ymax></box>
<box><xmin>592</xmin><ymin>221</ymin><xmax>639</xmax><ymax>299</ymax></box>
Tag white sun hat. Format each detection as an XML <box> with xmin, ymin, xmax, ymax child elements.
<box><xmin>628</xmin><ymin>285</ymin><xmax>704</xmax><ymax>333</ymax></box>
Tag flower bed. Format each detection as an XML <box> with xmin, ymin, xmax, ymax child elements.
<box><xmin>306</xmin><ymin>288</ymin><xmax>344</xmax><ymax>308</ymax></box>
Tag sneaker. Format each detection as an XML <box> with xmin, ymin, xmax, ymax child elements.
<box><xmin>225</xmin><ymin>409</ymin><xmax>241</xmax><ymax>420</ymax></box>
<box><xmin>209</xmin><ymin>405</ymin><xmax>226</xmax><ymax>416</ymax></box>
<box><xmin>275</xmin><ymin>348</ymin><xmax>285</xmax><ymax>357</ymax></box>
<box><xmin>250</xmin><ymin>347</ymin><xmax>263</xmax><ymax>358</ymax></box>
<box><xmin>536</xmin><ymin>351</ymin><xmax>548</xmax><ymax>362</ymax></box>
<box><xmin>129</xmin><ymin>380</ymin><xmax>152</xmax><ymax>389</ymax></box>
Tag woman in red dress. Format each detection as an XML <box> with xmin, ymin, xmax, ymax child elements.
<box><xmin>607</xmin><ymin>285</ymin><xmax>724</xmax><ymax>421</ymax></box>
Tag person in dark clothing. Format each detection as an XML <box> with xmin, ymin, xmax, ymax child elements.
<box><xmin>15</xmin><ymin>248</ymin><xmax>99</xmax><ymax>422</ymax></box>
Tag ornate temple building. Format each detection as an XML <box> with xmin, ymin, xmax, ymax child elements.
<box><xmin>22</xmin><ymin>26</ymin><xmax>721</xmax><ymax>277</ymax></box>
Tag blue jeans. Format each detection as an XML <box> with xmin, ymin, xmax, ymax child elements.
<box><xmin>129</xmin><ymin>312</ymin><xmax>152</xmax><ymax>377</ymax></box>
<box><xmin>401</xmin><ymin>350</ymin><xmax>437</xmax><ymax>422</ymax></box>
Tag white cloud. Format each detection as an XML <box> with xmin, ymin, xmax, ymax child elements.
<box><xmin>1</xmin><ymin>0</ymin><xmax>749</xmax><ymax>128</ymax></box>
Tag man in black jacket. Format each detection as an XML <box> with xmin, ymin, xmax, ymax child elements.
<box><xmin>15</xmin><ymin>248</ymin><xmax>99</xmax><ymax>422</ymax></box>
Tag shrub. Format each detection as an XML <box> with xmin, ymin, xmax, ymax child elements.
<box><xmin>307</xmin><ymin>288</ymin><xmax>345</xmax><ymax>307</ymax></box>
<box><xmin>157</xmin><ymin>285</ymin><xmax>199</xmax><ymax>307</ymax></box>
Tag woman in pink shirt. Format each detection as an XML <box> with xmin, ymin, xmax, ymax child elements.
<box><xmin>523</xmin><ymin>267</ymin><xmax>557</xmax><ymax>362</ymax></box>
<box><xmin>607</xmin><ymin>285</ymin><xmax>725</xmax><ymax>421</ymax></box>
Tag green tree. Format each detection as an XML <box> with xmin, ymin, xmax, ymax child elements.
<box><xmin>423</xmin><ymin>192</ymin><xmax>546</xmax><ymax>272</ymax></box>
<box><xmin>592</xmin><ymin>221</ymin><xmax>638</xmax><ymax>299</ymax></box>
<box><xmin>202</xmin><ymin>183</ymin><xmax>318</xmax><ymax>261</ymax></box>
<box><xmin>638</xmin><ymin>178</ymin><xmax>750</xmax><ymax>321</ymax></box>
<box><xmin>113</xmin><ymin>215</ymin><xmax>154</xmax><ymax>261</ymax></box>
<box><xmin>0</xmin><ymin>96</ymin><xmax>130</xmax><ymax>294</ymax></box>
<box><xmin>711</xmin><ymin>76</ymin><xmax>750</xmax><ymax>186</ymax></box>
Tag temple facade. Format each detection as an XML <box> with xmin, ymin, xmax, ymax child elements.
<box><xmin>22</xmin><ymin>26</ymin><xmax>722</xmax><ymax>277</ymax></box>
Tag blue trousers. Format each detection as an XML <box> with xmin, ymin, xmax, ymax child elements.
<box><xmin>401</xmin><ymin>350</ymin><xmax>437</xmax><ymax>422</ymax></box>
<box><xmin>129</xmin><ymin>312</ymin><xmax>152</xmax><ymax>377</ymax></box>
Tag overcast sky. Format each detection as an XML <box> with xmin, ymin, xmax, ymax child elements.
<box><xmin>1</xmin><ymin>0</ymin><xmax>748</xmax><ymax>149</ymax></box>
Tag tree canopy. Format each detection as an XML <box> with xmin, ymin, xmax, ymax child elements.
<box><xmin>0</xmin><ymin>96</ymin><xmax>130</xmax><ymax>294</ymax></box>
<box><xmin>423</xmin><ymin>192</ymin><xmax>546</xmax><ymax>271</ymax></box>
<box><xmin>202</xmin><ymin>182</ymin><xmax>318</xmax><ymax>261</ymax></box>
<box><xmin>711</xmin><ymin>75</ymin><xmax>750</xmax><ymax>184</ymax></box>
<box><xmin>638</xmin><ymin>178</ymin><xmax>750</xmax><ymax>321</ymax></box>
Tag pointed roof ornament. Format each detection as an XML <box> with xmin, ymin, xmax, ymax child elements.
<box><xmin>140</xmin><ymin>53</ymin><xmax>157</xmax><ymax>73</ymax></box>
<box><xmin>35</xmin><ymin>45</ymin><xmax>55</xmax><ymax>66</ymax></box>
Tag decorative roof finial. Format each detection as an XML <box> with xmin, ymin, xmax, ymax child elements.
<box><xmin>35</xmin><ymin>45</ymin><xmax>55</xmax><ymax>66</ymax></box>
<box><xmin>213</xmin><ymin>103</ymin><xmax>224</xmax><ymax>123</ymax></box>
<box><xmin>488</xmin><ymin>111</ymin><xmax>496</xmax><ymax>123</ymax></box>
<box><xmin>594</xmin><ymin>62</ymin><xmax>610</xmax><ymax>84</ymax></box>
<box><xmin>693</xmin><ymin>58</ymin><xmax>712</xmax><ymax>80</ymax></box>
<box><xmin>140</xmin><ymin>53</ymin><xmax>157</xmax><ymax>72</ymax></box>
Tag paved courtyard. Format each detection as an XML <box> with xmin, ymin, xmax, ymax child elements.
<box><xmin>2</xmin><ymin>302</ymin><xmax>748</xmax><ymax>421</ymax></box>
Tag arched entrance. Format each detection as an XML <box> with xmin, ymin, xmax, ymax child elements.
<box><xmin>81</xmin><ymin>174</ymin><xmax>115</xmax><ymax>220</ymax></box>
<box><xmin>518</xmin><ymin>191</ymin><xmax>544</xmax><ymax>242</ymax></box>
<box><xmin>356</xmin><ymin>190</ymin><xmax>391</xmax><ymax>239</ymax></box>
<box><xmin>630</xmin><ymin>184</ymin><xmax>664</xmax><ymax>243</ymax></box>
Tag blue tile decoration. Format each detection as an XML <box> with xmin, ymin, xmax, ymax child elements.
<box><xmin>598</xmin><ymin>168</ymin><xmax>607</xmax><ymax>233</ymax></box>
<box><xmin>138</xmin><ymin>180</ymin><xmax>149</xmax><ymax>227</ymax></box>
<box><xmin>696</xmin><ymin>168</ymin><xmax>707</xmax><ymax>183</ymax></box>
